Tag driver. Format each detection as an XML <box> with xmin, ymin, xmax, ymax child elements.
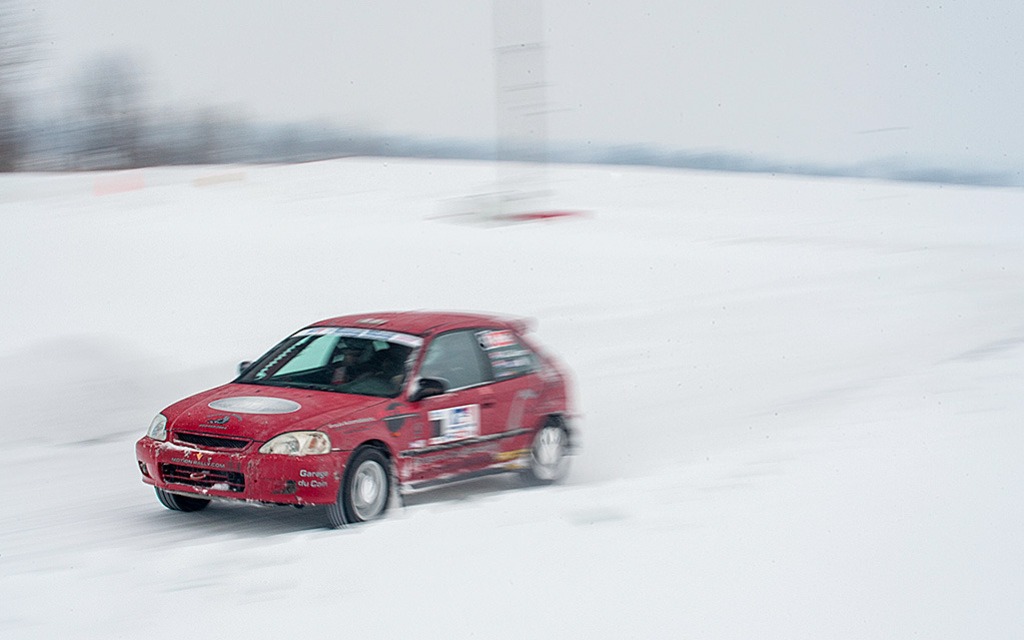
<box><xmin>330</xmin><ymin>342</ymin><xmax>368</xmax><ymax>385</ymax></box>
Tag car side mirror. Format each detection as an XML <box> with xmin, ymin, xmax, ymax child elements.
<box><xmin>237</xmin><ymin>361</ymin><xmax>253</xmax><ymax>376</ymax></box>
<box><xmin>410</xmin><ymin>378</ymin><xmax>447</xmax><ymax>402</ymax></box>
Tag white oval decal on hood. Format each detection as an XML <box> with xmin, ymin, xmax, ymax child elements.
<box><xmin>208</xmin><ymin>396</ymin><xmax>301</xmax><ymax>414</ymax></box>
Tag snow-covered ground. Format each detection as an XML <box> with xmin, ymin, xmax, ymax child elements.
<box><xmin>2</xmin><ymin>159</ymin><xmax>1022</xmax><ymax>639</ymax></box>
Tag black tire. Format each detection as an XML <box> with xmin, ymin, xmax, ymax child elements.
<box><xmin>327</xmin><ymin>447</ymin><xmax>391</xmax><ymax>528</ymax></box>
<box><xmin>155</xmin><ymin>487</ymin><xmax>211</xmax><ymax>512</ymax></box>
<box><xmin>520</xmin><ymin>421</ymin><xmax>571</xmax><ymax>486</ymax></box>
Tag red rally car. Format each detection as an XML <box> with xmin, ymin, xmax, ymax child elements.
<box><xmin>136</xmin><ymin>311</ymin><xmax>575</xmax><ymax>527</ymax></box>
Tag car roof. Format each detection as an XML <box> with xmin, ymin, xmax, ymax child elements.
<box><xmin>307</xmin><ymin>311</ymin><xmax>534</xmax><ymax>337</ymax></box>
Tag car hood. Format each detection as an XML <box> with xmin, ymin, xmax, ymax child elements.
<box><xmin>163</xmin><ymin>383</ymin><xmax>391</xmax><ymax>443</ymax></box>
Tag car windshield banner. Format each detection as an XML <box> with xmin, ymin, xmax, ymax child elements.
<box><xmin>294</xmin><ymin>327</ymin><xmax>424</xmax><ymax>348</ymax></box>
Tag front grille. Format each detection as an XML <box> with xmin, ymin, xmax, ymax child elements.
<box><xmin>160</xmin><ymin>463</ymin><xmax>245</xmax><ymax>492</ymax></box>
<box><xmin>174</xmin><ymin>432</ymin><xmax>251</xmax><ymax>450</ymax></box>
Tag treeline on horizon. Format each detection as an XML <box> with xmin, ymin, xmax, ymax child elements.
<box><xmin>8</xmin><ymin>113</ymin><xmax>1017</xmax><ymax>189</ymax></box>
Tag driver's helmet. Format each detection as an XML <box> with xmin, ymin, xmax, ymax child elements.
<box><xmin>332</xmin><ymin>339</ymin><xmax>370</xmax><ymax>364</ymax></box>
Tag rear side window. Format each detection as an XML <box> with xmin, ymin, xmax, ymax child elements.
<box><xmin>476</xmin><ymin>329</ymin><xmax>539</xmax><ymax>380</ymax></box>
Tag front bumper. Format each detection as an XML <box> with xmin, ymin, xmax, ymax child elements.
<box><xmin>136</xmin><ymin>437</ymin><xmax>343</xmax><ymax>506</ymax></box>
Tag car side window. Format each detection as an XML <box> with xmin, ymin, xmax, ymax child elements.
<box><xmin>419</xmin><ymin>330</ymin><xmax>491</xmax><ymax>390</ymax></box>
<box><xmin>476</xmin><ymin>329</ymin><xmax>539</xmax><ymax>380</ymax></box>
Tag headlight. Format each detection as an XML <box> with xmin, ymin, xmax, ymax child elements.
<box><xmin>147</xmin><ymin>414</ymin><xmax>168</xmax><ymax>441</ymax></box>
<box><xmin>259</xmin><ymin>431</ymin><xmax>331</xmax><ymax>456</ymax></box>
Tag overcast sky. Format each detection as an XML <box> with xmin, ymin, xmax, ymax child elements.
<box><xmin>29</xmin><ymin>0</ymin><xmax>1024</xmax><ymax>172</ymax></box>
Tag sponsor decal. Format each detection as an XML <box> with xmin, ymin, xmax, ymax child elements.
<box><xmin>418</xmin><ymin>442</ymin><xmax>501</xmax><ymax>473</ymax></box>
<box><xmin>494</xmin><ymin>448</ymin><xmax>530</xmax><ymax>463</ymax></box>
<box><xmin>325</xmin><ymin>416</ymin><xmax>375</xmax><ymax>429</ymax></box>
<box><xmin>171</xmin><ymin>456</ymin><xmax>227</xmax><ymax>469</ymax></box>
<box><xmin>208</xmin><ymin>396</ymin><xmax>301</xmax><ymax>415</ymax></box>
<box><xmin>384</xmin><ymin>413</ymin><xmax>416</xmax><ymax>435</ymax></box>
<box><xmin>399</xmin><ymin>429</ymin><xmax>531</xmax><ymax>457</ymax></box>
<box><xmin>488</xmin><ymin>347</ymin><xmax>530</xmax><ymax>365</ymax></box>
<box><xmin>477</xmin><ymin>331</ymin><xmax>536</xmax><ymax>379</ymax></box>
<box><xmin>200</xmin><ymin>413</ymin><xmax>241</xmax><ymax>429</ymax></box>
<box><xmin>427</xmin><ymin>404</ymin><xmax>480</xmax><ymax>445</ymax></box>
<box><xmin>295</xmin><ymin>327</ymin><xmax>336</xmax><ymax>336</ymax></box>
<box><xmin>297</xmin><ymin>469</ymin><xmax>330</xmax><ymax>489</ymax></box>
<box><xmin>478</xmin><ymin>330</ymin><xmax>516</xmax><ymax>350</ymax></box>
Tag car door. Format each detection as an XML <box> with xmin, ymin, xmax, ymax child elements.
<box><xmin>403</xmin><ymin>329</ymin><xmax>501</xmax><ymax>484</ymax></box>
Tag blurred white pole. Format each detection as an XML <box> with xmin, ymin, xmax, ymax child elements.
<box><xmin>493</xmin><ymin>0</ymin><xmax>549</xmax><ymax>217</ymax></box>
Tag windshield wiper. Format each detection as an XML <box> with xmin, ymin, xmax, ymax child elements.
<box><xmin>242</xmin><ymin>380</ymin><xmax>330</xmax><ymax>391</ymax></box>
<box><xmin>276</xmin><ymin>381</ymin><xmax>332</xmax><ymax>391</ymax></box>
<box><xmin>240</xmin><ymin>379</ymin><xmax>389</xmax><ymax>397</ymax></box>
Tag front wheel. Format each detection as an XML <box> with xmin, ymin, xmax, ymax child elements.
<box><xmin>521</xmin><ymin>422</ymin><xmax>570</xmax><ymax>486</ymax></box>
<box><xmin>155</xmin><ymin>487</ymin><xmax>210</xmax><ymax>512</ymax></box>
<box><xmin>327</xmin><ymin>447</ymin><xmax>391</xmax><ymax>528</ymax></box>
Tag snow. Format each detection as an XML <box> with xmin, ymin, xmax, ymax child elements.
<box><xmin>2</xmin><ymin>159</ymin><xmax>1023</xmax><ymax>638</ymax></box>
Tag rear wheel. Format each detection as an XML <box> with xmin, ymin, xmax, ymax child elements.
<box><xmin>521</xmin><ymin>421</ymin><xmax>570</xmax><ymax>485</ymax></box>
<box><xmin>327</xmin><ymin>447</ymin><xmax>391</xmax><ymax>528</ymax></box>
<box><xmin>155</xmin><ymin>487</ymin><xmax>211</xmax><ymax>512</ymax></box>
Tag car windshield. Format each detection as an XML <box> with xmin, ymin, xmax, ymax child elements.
<box><xmin>236</xmin><ymin>327</ymin><xmax>422</xmax><ymax>398</ymax></box>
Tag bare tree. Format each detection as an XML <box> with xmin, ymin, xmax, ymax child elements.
<box><xmin>0</xmin><ymin>0</ymin><xmax>34</xmax><ymax>171</ymax></box>
<box><xmin>72</xmin><ymin>55</ymin><xmax>148</xmax><ymax>169</ymax></box>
